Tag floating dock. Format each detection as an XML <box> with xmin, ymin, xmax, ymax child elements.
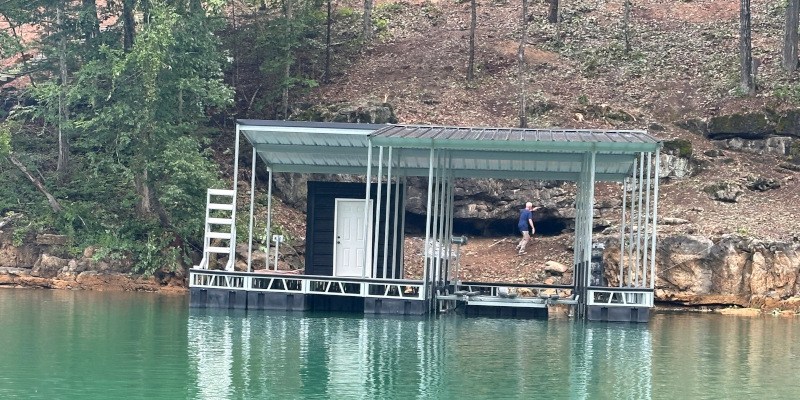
<box><xmin>191</xmin><ymin>121</ymin><xmax>662</xmax><ymax>322</ymax></box>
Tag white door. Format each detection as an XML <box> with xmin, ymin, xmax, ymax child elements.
<box><xmin>333</xmin><ymin>199</ymin><xmax>373</xmax><ymax>277</ymax></box>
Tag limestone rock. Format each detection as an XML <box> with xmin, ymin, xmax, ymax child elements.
<box><xmin>544</xmin><ymin>261</ymin><xmax>568</xmax><ymax>275</ymax></box>
<box><xmin>746</xmin><ymin>177</ymin><xmax>780</xmax><ymax>192</ymax></box>
<box><xmin>714</xmin><ymin>136</ymin><xmax>793</xmax><ymax>156</ymax></box>
<box><xmin>704</xmin><ymin>181</ymin><xmax>743</xmax><ymax>203</ymax></box>
<box><xmin>35</xmin><ymin>234</ymin><xmax>69</xmax><ymax>246</ymax></box>
<box><xmin>659</xmin><ymin>153</ymin><xmax>693</xmax><ymax>179</ymax></box>
<box><xmin>32</xmin><ymin>254</ymin><xmax>70</xmax><ymax>278</ymax></box>
<box><xmin>602</xmin><ymin>234</ymin><xmax>800</xmax><ymax>310</ymax></box>
<box><xmin>661</xmin><ymin>217</ymin><xmax>689</xmax><ymax>225</ymax></box>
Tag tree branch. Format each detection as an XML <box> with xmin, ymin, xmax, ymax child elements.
<box><xmin>0</xmin><ymin>213</ymin><xmax>23</xmax><ymax>229</ymax></box>
<box><xmin>8</xmin><ymin>155</ymin><xmax>63</xmax><ymax>213</ymax></box>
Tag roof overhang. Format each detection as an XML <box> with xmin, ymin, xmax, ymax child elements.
<box><xmin>237</xmin><ymin>120</ymin><xmax>662</xmax><ymax>182</ymax></box>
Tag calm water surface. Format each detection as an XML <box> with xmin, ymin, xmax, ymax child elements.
<box><xmin>0</xmin><ymin>289</ymin><xmax>798</xmax><ymax>399</ymax></box>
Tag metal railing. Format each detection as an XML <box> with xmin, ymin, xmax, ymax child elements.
<box><xmin>190</xmin><ymin>270</ymin><xmax>425</xmax><ymax>301</ymax></box>
<box><xmin>587</xmin><ymin>288</ymin><xmax>654</xmax><ymax>307</ymax></box>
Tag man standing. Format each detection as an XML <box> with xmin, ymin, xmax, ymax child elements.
<box><xmin>516</xmin><ymin>202</ymin><xmax>539</xmax><ymax>255</ymax></box>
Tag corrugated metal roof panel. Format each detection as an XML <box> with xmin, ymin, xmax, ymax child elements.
<box><xmin>238</xmin><ymin>120</ymin><xmax>660</xmax><ymax>181</ymax></box>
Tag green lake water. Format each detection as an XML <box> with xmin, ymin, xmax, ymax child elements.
<box><xmin>1</xmin><ymin>289</ymin><xmax>798</xmax><ymax>399</ymax></box>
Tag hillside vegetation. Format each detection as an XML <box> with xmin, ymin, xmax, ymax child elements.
<box><xmin>1</xmin><ymin>0</ymin><xmax>800</xmax><ymax>284</ymax></box>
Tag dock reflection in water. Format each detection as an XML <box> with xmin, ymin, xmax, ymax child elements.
<box><xmin>187</xmin><ymin>310</ymin><xmax>656</xmax><ymax>399</ymax></box>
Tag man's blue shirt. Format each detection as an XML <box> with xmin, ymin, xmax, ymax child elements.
<box><xmin>518</xmin><ymin>209</ymin><xmax>532</xmax><ymax>231</ymax></box>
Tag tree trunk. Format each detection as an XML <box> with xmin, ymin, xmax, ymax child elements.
<box><xmin>324</xmin><ymin>0</ymin><xmax>331</xmax><ymax>83</ymax></box>
<box><xmin>189</xmin><ymin>0</ymin><xmax>202</xmax><ymax>14</ymax></box>
<box><xmin>623</xmin><ymin>0</ymin><xmax>631</xmax><ymax>54</ymax></box>
<box><xmin>8</xmin><ymin>155</ymin><xmax>63</xmax><ymax>213</ymax></box>
<box><xmin>518</xmin><ymin>0</ymin><xmax>528</xmax><ymax>128</ymax></box>
<box><xmin>739</xmin><ymin>0</ymin><xmax>755</xmax><ymax>95</ymax></box>
<box><xmin>783</xmin><ymin>0</ymin><xmax>799</xmax><ymax>72</ymax></box>
<box><xmin>467</xmin><ymin>0</ymin><xmax>477</xmax><ymax>81</ymax></box>
<box><xmin>56</xmin><ymin>1</ymin><xmax>70</xmax><ymax>178</ymax></box>
<box><xmin>363</xmin><ymin>0</ymin><xmax>373</xmax><ymax>41</ymax></box>
<box><xmin>282</xmin><ymin>0</ymin><xmax>293</xmax><ymax>120</ymax></box>
<box><xmin>122</xmin><ymin>0</ymin><xmax>135</xmax><ymax>52</ymax></box>
<box><xmin>80</xmin><ymin>0</ymin><xmax>101</xmax><ymax>45</ymax></box>
<box><xmin>548</xmin><ymin>0</ymin><xmax>559</xmax><ymax>23</ymax></box>
<box><xmin>135</xmin><ymin>170</ymin><xmax>152</xmax><ymax>216</ymax></box>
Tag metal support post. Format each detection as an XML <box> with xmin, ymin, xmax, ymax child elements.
<box><xmin>247</xmin><ymin>146</ymin><xmax>256</xmax><ymax>272</ymax></box>
<box><xmin>372</xmin><ymin>146</ymin><xmax>384</xmax><ymax>278</ymax></box>
<box><xmin>642</xmin><ymin>152</ymin><xmax>652</xmax><ymax>287</ymax></box>
<box><xmin>422</xmin><ymin>147</ymin><xmax>435</xmax><ymax>300</ymax></box>
<box><xmin>620</xmin><ymin>177</ymin><xmax>627</xmax><ymax>287</ymax></box>
<box><xmin>266</xmin><ymin>167</ymin><xmax>273</xmax><ymax>269</ymax></box>
<box><xmin>635</xmin><ymin>152</ymin><xmax>645</xmax><ymax>286</ymax></box>
<box><xmin>650</xmin><ymin>148</ymin><xmax>661</xmax><ymax>290</ymax></box>
<box><xmin>391</xmin><ymin>151</ymin><xmax>402</xmax><ymax>279</ymax></box>
<box><xmin>362</xmin><ymin>139</ymin><xmax>373</xmax><ymax>278</ymax></box>
<box><xmin>382</xmin><ymin>147</ymin><xmax>393</xmax><ymax>279</ymax></box>
<box><xmin>628</xmin><ymin>158</ymin><xmax>637</xmax><ymax>287</ymax></box>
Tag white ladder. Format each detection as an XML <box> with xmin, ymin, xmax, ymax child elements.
<box><xmin>198</xmin><ymin>189</ymin><xmax>236</xmax><ymax>271</ymax></box>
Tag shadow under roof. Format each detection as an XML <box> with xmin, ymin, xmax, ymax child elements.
<box><xmin>237</xmin><ymin>120</ymin><xmax>662</xmax><ymax>182</ymax></box>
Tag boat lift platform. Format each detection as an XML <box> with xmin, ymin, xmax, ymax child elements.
<box><xmin>190</xmin><ymin>120</ymin><xmax>662</xmax><ymax>322</ymax></box>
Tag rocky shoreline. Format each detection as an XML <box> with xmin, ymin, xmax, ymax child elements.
<box><xmin>0</xmin><ymin>267</ymin><xmax>187</xmax><ymax>294</ymax></box>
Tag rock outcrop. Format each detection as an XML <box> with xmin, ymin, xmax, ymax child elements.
<box><xmin>601</xmin><ymin>235</ymin><xmax>800</xmax><ymax>311</ymax></box>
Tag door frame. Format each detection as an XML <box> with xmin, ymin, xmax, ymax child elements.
<box><xmin>332</xmin><ymin>198</ymin><xmax>373</xmax><ymax>278</ymax></box>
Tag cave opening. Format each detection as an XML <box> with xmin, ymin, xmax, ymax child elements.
<box><xmin>404</xmin><ymin>212</ymin><xmax>570</xmax><ymax>238</ymax></box>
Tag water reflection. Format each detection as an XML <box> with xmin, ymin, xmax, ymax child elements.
<box><xmin>187</xmin><ymin>311</ymin><xmax>660</xmax><ymax>399</ymax></box>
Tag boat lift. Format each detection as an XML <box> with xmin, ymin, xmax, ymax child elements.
<box><xmin>190</xmin><ymin>120</ymin><xmax>663</xmax><ymax>321</ymax></box>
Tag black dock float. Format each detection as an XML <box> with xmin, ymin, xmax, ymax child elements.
<box><xmin>465</xmin><ymin>305</ymin><xmax>548</xmax><ymax>319</ymax></box>
<box><xmin>190</xmin><ymin>287</ymin><xmax>248</xmax><ymax>310</ymax></box>
<box><xmin>587</xmin><ymin>306</ymin><xmax>650</xmax><ymax>322</ymax></box>
<box><xmin>364</xmin><ymin>298</ymin><xmax>427</xmax><ymax>315</ymax></box>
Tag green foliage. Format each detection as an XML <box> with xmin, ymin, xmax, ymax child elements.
<box><xmin>0</xmin><ymin>124</ymin><xmax>10</xmax><ymax>156</ymax></box>
<box><xmin>663</xmin><ymin>139</ymin><xmax>693</xmax><ymax>158</ymax></box>
<box><xmin>3</xmin><ymin>1</ymin><xmax>233</xmax><ymax>276</ymax></box>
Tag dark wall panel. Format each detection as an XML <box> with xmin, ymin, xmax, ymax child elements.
<box><xmin>306</xmin><ymin>181</ymin><xmax>404</xmax><ymax>278</ymax></box>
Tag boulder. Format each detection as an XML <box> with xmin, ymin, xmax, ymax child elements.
<box><xmin>704</xmin><ymin>181</ymin><xmax>743</xmax><ymax>203</ymax></box>
<box><xmin>36</xmin><ymin>234</ymin><xmax>69</xmax><ymax>246</ymax></box>
<box><xmin>602</xmin><ymin>234</ymin><xmax>800</xmax><ymax>310</ymax></box>
<box><xmin>659</xmin><ymin>153</ymin><xmax>693</xmax><ymax>179</ymax></box>
<box><xmin>714</xmin><ymin>136</ymin><xmax>793</xmax><ymax>156</ymax></box>
<box><xmin>661</xmin><ymin>217</ymin><xmax>689</xmax><ymax>225</ymax></box>
<box><xmin>544</xmin><ymin>261</ymin><xmax>568</xmax><ymax>275</ymax></box>
<box><xmin>707</xmin><ymin>113</ymin><xmax>772</xmax><ymax>139</ymax></box>
<box><xmin>746</xmin><ymin>177</ymin><xmax>780</xmax><ymax>192</ymax></box>
<box><xmin>32</xmin><ymin>254</ymin><xmax>70</xmax><ymax>278</ymax></box>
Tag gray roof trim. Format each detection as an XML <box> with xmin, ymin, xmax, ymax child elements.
<box><xmin>237</xmin><ymin>119</ymin><xmax>387</xmax><ymax>131</ymax></box>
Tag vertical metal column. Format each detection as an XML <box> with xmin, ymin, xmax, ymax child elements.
<box><xmin>399</xmin><ymin>175</ymin><xmax>408</xmax><ymax>278</ymax></box>
<box><xmin>265</xmin><ymin>167</ymin><xmax>273</xmax><ymax>269</ymax></box>
<box><xmin>642</xmin><ymin>152</ymin><xmax>652</xmax><ymax>287</ymax></box>
<box><xmin>584</xmin><ymin>152</ymin><xmax>596</xmax><ymax>290</ymax></box>
<box><xmin>247</xmin><ymin>147</ymin><xmax>256</xmax><ymax>272</ymax></box>
<box><xmin>362</xmin><ymin>139</ymin><xmax>373</xmax><ymax>279</ymax></box>
<box><xmin>372</xmin><ymin>146</ymin><xmax>384</xmax><ymax>278</ymax></box>
<box><xmin>650</xmin><ymin>148</ymin><xmax>661</xmax><ymax>290</ymax></box>
<box><xmin>635</xmin><ymin>152</ymin><xmax>645</xmax><ymax>286</ymax></box>
<box><xmin>627</xmin><ymin>158</ymin><xmax>637</xmax><ymax>286</ymax></box>
<box><xmin>230</xmin><ymin>124</ymin><xmax>241</xmax><ymax>271</ymax></box>
<box><xmin>445</xmin><ymin>167</ymin><xmax>455</xmax><ymax>287</ymax></box>
<box><xmin>382</xmin><ymin>147</ymin><xmax>393</xmax><ymax>279</ymax></box>
<box><xmin>422</xmin><ymin>148</ymin><xmax>435</xmax><ymax>300</ymax></box>
<box><xmin>391</xmin><ymin>150</ymin><xmax>402</xmax><ymax>279</ymax></box>
<box><xmin>619</xmin><ymin>177</ymin><xmax>628</xmax><ymax>287</ymax></box>
<box><xmin>431</xmin><ymin>151</ymin><xmax>443</xmax><ymax>292</ymax></box>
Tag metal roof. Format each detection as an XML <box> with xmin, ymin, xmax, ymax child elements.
<box><xmin>237</xmin><ymin>120</ymin><xmax>662</xmax><ymax>182</ymax></box>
